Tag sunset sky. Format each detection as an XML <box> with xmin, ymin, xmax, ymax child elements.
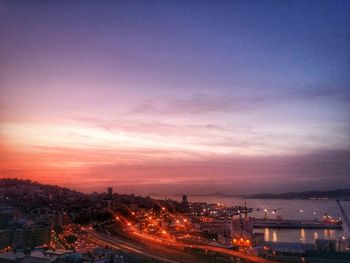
<box><xmin>1</xmin><ymin>1</ymin><xmax>349</xmax><ymax>194</ymax></box>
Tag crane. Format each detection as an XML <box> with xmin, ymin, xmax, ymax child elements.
<box><xmin>336</xmin><ymin>199</ymin><xmax>350</xmax><ymax>252</ymax></box>
<box><xmin>336</xmin><ymin>199</ymin><xmax>350</xmax><ymax>238</ymax></box>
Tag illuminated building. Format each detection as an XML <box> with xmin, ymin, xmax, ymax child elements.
<box><xmin>12</xmin><ymin>222</ymin><xmax>51</xmax><ymax>249</ymax></box>
<box><xmin>231</xmin><ymin>216</ymin><xmax>253</xmax><ymax>247</ymax></box>
<box><xmin>181</xmin><ymin>195</ymin><xmax>190</xmax><ymax>212</ymax></box>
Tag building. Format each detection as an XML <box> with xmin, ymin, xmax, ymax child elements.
<box><xmin>107</xmin><ymin>188</ymin><xmax>113</xmax><ymax>197</ymax></box>
<box><xmin>0</xmin><ymin>249</ymin><xmax>76</xmax><ymax>263</ymax></box>
<box><xmin>0</xmin><ymin>248</ymin><xmax>135</xmax><ymax>263</ymax></box>
<box><xmin>0</xmin><ymin>209</ymin><xmax>14</xmax><ymax>229</ymax></box>
<box><xmin>0</xmin><ymin>230</ymin><xmax>11</xmax><ymax>250</ymax></box>
<box><xmin>12</xmin><ymin>222</ymin><xmax>51</xmax><ymax>249</ymax></box>
<box><xmin>181</xmin><ymin>195</ymin><xmax>190</xmax><ymax>212</ymax></box>
<box><xmin>231</xmin><ymin>216</ymin><xmax>253</xmax><ymax>247</ymax></box>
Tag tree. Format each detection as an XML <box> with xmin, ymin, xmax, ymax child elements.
<box><xmin>65</xmin><ymin>235</ymin><xmax>77</xmax><ymax>244</ymax></box>
<box><xmin>53</xmin><ymin>225</ymin><xmax>63</xmax><ymax>235</ymax></box>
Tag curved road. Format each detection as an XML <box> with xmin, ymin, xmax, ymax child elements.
<box><xmin>93</xmin><ymin>231</ymin><xmax>277</xmax><ymax>263</ymax></box>
<box><xmin>88</xmin><ymin>233</ymin><xmax>180</xmax><ymax>263</ymax></box>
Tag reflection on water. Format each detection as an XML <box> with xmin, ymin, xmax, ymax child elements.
<box><xmin>256</xmin><ymin>228</ymin><xmax>339</xmax><ymax>243</ymax></box>
<box><xmin>324</xmin><ymin>229</ymin><xmax>336</xmax><ymax>240</ymax></box>
<box><xmin>264</xmin><ymin>228</ymin><xmax>269</xmax><ymax>242</ymax></box>
<box><xmin>300</xmin><ymin>229</ymin><xmax>305</xmax><ymax>243</ymax></box>
<box><xmin>272</xmin><ymin>230</ymin><xmax>277</xmax><ymax>242</ymax></box>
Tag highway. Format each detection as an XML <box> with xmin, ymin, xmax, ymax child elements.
<box><xmin>186</xmin><ymin>244</ymin><xmax>275</xmax><ymax>263</ymax></box>
<box><xmin>92</xmin><ymin>231</ymin><xmax>277</xmax><ymax>263</ymax></box>
<box><xmin>88</xmin><ymin>232</ymin><xmax>181</xmax><ymax>263</ymax></box>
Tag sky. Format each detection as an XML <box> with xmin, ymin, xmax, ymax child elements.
<box><xmin>0</xmin><ymin>0</ymin><xmax>349</xmax><ymax>195</ymax></box>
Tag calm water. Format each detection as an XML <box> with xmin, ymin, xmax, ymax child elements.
<box><xmin>153</xmin><ymin>195</ymin><xmax>350</xmax><ymax>244</ymax></box>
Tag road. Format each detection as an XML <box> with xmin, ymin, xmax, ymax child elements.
<box><xmin>92</xmin><ymin>231</ymin><xmax>277</xmax><ymax>263</ymax></box>
<box><xmin>187</xmin><ymin>244</ymin><xmax>275</xmax><ymax>263</ymax></box>
<box><xmin>88</xmin><ymin>232</ymin><xmax>181</xmax><ymax>263</ymax></box>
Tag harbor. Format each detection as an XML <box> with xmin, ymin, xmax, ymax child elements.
<box><xmin>155</xmin><ymin>194</ymin><xmax>350</xmax><ymax>244</ymax></box>
<box><xmin>252</xmin><ymin>218</ymin><xmax>343</xmax><ymax>229</ymax></box>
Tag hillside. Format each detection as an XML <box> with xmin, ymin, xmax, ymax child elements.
<box><xmin>246</xmin><ymin>189</ymin><xmax>350</xmax><ymax>200</ymax></box>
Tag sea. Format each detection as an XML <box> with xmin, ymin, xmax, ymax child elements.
<box><xmin>151</xmin><ymin>195</ymin><xmax>350</xmax><ymax>244</ymax></box>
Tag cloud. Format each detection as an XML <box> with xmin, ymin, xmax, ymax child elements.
<box><xmin>2</xmin><ymin>139</ymin><xmax>349</xmax><ymax>194</ymax></box>
<box><xmin>128</xmin><ymin>85</ymin><xmax>350</xmax><ymax>116</ymax></box>
<box><xmin>128</xmin><ymin>93</ymin><xmax>265</xmax><ymax>115</ymax></box>
<box><xmin>289</xmin><ymin>85</ymin><xmax>350</xmax><ymax>101</ymax></box>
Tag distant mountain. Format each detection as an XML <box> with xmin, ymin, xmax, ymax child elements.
<box><xmin>150</xmin><ymin>190</ymin><xmax>350</xmax><ymax>201</ymax></box>
<box><xmin>0</xmin><ymin>178</ymin><xmax>84</xmax><ymax>196</ymax></box>
<box><xmin>149</xmin><ymin>192</ymin><xmax>243</xmax><ymax>198</ymax></box>
<box><xmin>168</xmin><ymin>189</ymin><xmax>350</xmax><ymax>200</ymax></box>
<box><xmin>245</xmin><ymin>189</ymin><xmax>350</xmax><ymax>200</ymax></box>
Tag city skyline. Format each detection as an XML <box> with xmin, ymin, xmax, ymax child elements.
<box><xmin>1</xmin><ymin>1</ymin><xmax>349</xmax><ymax>194</ymax></box>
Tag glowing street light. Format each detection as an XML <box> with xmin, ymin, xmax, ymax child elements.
<box><xmin>264</xmin><ymin>209</ymin><xmax>268</xmax><ymax>219</ymax></box>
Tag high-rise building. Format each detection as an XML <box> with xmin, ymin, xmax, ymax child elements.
<box><xmin>12</xmin><ymin>222</ymin><xmax>51</xmax><ymax>249</ymax></box>
<box><xmin>181</xmin><ymin>194</ymin><xmax>190</xmax><ymax>212</ymax></box>
<box><xmin>0</xmin><ymin>230</ymin><xmax>11</xmax><ymax>249</ymax></box>
<box><xmin>107</xmin><ymin>187</ymin><xmax>113</xmax><ymax>196</ymax></box>
<box><xmin>0</xmin><ymin>208</ymin><xmax>14</xmax><ymax>228</ymax></box>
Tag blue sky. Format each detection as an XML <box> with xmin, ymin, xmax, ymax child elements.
<box><xmin>0</xmin><ymin>0</ymin><xmax>349</xmax><ymax>194</ymax></box>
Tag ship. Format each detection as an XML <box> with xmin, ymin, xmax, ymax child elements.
<box><xmin>252</xmin><ymin>214</ymin><xmax>343</xmax><ymax>229</ymax></box>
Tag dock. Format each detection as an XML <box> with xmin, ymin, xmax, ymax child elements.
<box><xmin>253</xmin><ymin>219</ymin><xmax>343</xmax><ymax>229</ymax></box>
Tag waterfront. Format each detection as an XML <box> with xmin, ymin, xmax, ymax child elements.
<box><xmin>2</xmin><ymin>179</ymin><xmax>350</xmax><ymax>263</ymax></box>
<box><xmin>153</xmin><ymin>195</ymin><xmax>350</xmax><ymax>243</ymax></box>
